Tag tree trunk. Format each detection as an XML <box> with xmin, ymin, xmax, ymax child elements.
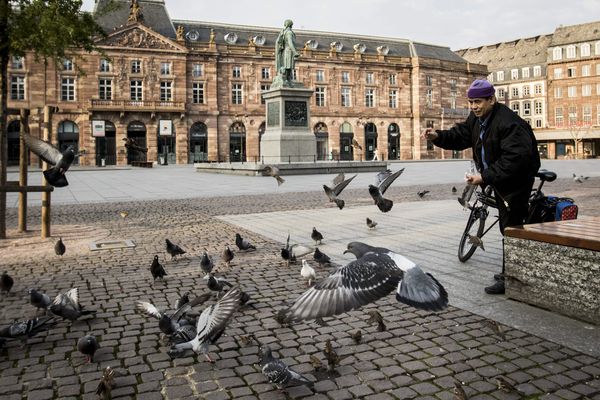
<box><xmin>0</xmin><ymin>0</ymin><xmax>10</xmax><ymax>238</ymax></box>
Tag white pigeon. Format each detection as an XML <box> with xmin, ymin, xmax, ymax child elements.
<box><xmin>572</xmin><ymin>173</ymin><xmax>589</xmax><ymax>183</ymax></box>
<box><xmin>300</xmin><ymin>259</ymin><xmax>316</xmax><ymax>287</ymax></box>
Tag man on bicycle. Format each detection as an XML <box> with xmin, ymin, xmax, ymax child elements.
<box><xmin>422</xmin><ymin>79</ymin><xmax>540</xmax><ymax>295</ymax></box>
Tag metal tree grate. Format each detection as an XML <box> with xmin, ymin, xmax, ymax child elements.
<box><xmin>89</xmin><ymin>239</ymin><xmax>136</xmax><ymax>251</ymax></box>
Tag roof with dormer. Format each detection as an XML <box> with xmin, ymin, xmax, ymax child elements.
<box><xmin>550</xmin><ymin>20</ymin><xmax>600</xmax><ymax>46</ymax></box>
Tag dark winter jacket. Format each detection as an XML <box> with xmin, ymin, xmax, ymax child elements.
<box><xmin>432</xmin><ymin>102</ymin><xmax>540</xmax><ymax>198</ymax></box>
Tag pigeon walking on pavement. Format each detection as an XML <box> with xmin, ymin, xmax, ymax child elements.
<box><xmin>165</xmin><ymin>239</ymin><xmax>186</xmax><ymax>260</ymax></box>
<box><xmin>28</xmin><ymin>289</ymin><xmax>51</xmax><ymax>313</ymax></box>
<box><xmin>168</xmin><ymin>286</ymin><xmax>243</xmax><ymax>361</ymax></box>
<box><xmin>259</xmin><ymin>344</ymin><xmax>314</xmax><ymax>390</ymax></box>
<box><xmin>150</xmin><ymin>255</ymin><xmax>167</xmax><ymax>281</ymax></box>
<box><xmin>263</xmin><ymin>165</ymin><xmax>285</xmax><ymax>186</ymax></box>
<box><xmin>77</xmin><ymin>335</ymin><xmax>100</xmax><ymax>363</ymax></box>
<box><xmin>572</xmin><ymin>173</ymin><xmax>589</xmax><ymax>183</ymax></box>
<box><xmin>54</xmin><ymin>237</ymin><xmax>66</xmax><ymax>256</ymax></box>
<box><xmin>313</xmin><ymin>248</ymin><xmax>331</xmax><ymax>267</ymax></box>
<box><xmin>0</xmin><ymin>316</ymin><xmax>56</xmax><ymax>343</ymax></box>
<box><xmin>300</xmin><ymin>259</ymin><xmax>316</xmax><ymax>287</ymax></box>
<box><xmin>1</xmin><ymin>272</ymin><xmax>14</xmax><ymax>295</ymax></box>
<box><xmin>368</xmin><ymin>168</ymin><xmax>405</xmax><ymax>213</ymax></box>
<box><xmin>222</xmin><ymin>245</ymin><xmax>235</xmax><ymax>268</ymax></box>
<box><xmin>49</xmin><ymin>288</ymin><xmax>96</xmax><ymax>321</ymax></box>
<box><xmin>235</xmin><ymin>233</ymin><xmax>256</xmax><ymax>251</ymax></box>
<box><xmin>311</xmin><ymin>227</ymin><xmax>323</xmax><ymax>245</ymax></box>
<box><xmin>23</xmin><ymin>133</ymin><xmax>76</xmax><ymax>187</ymax></box>
<box><xmin>366</xmin><ymin>217</ymin><xmax>378</xmax><ymax>229</ymax></box>
<box><xmin>200</xmin><ymin>251</ymin><xmax>214</xmax><ymax>278</ymax></box>
<box><xmin>322</xmin><ymin>174</ymin><xmax>357</xmax><ymax>210</ymax></box>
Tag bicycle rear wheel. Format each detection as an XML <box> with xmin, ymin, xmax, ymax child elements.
<box><xmin>458</xmin><ymin>207</ymin><xmax>486</xmax><ymax>262</ymax></box>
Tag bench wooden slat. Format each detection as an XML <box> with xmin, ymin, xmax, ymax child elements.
<box><xmin>505</xmin><ymin>216</ymin><xmax>600</xmax><ymax>252</ymax></box>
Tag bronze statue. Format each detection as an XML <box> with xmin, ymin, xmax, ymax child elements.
<box><xmin>128</xmin><ymin>0</ymin><xmax>142</xmax><ymax>23</ymax></box>
<box><xmin>273</xmin><ymin>19</ymin><xmax>299</xmax><ymax>87</ymax></box>
<box><xmin>122</xmin><ymin>138</ymin><xmax>148</xmax><ymax>155</ymax></box>
<box><xmin>176</xmin><ymin>25</ymin><xmax>184</xmax><ymax>40</ymax></box>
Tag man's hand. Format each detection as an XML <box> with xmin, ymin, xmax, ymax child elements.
<box><xmin>465</xmin><ymin>173</ymin><xmax>483</xmax><ymax>186</ymax></box>
<box><xmin>422</xmin><ymin>128</ymin><xmax>438</xmax><ymax>141</ymax></box>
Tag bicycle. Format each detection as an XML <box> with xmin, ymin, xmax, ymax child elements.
<box><xmin>457</xmin><ymin>170</ymin><xmax>558</xmax><ymax>262</ymax></box>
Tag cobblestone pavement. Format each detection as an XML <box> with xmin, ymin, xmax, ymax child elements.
<box><xmin>0</xmin><ymin>178</ymin><xmax>599</xmax><ymax>399</ymax></box>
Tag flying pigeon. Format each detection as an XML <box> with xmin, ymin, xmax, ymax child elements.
<box><xmin>206</xmin><ymin>274</ymin><xmax>233</xmax><ymax>297</ymax></box>
<box><xmin>136</xmin><ymin>293</ymin><xmax>211</xmax><ymax>337</ymax></box>
<box><xmin>263</xmin><ymin>165</ymin><xmax>285</xmax><ymax>186</ymax></box>
<box><xmin>417</xmin><ymin>190</ymin><xmax>430</xmax><ymax>198</ymax></box>
<box><xmin>235</xmin><ymin>233</ymin><xmax>256</xmax><ymax>251</ymax></box>
<box><xmin>300</xmin><ymin>259</ymin><xmax>316</xmax><ymax>287</ymax></box>
<box><xmin>1</xmin><ymin>272</ymin><xmax>14</xmax><ymax>295</ymax></box>
<box><xmin>573</xmin><ymin>173</ymin><xmax>589</xmax><ymax>183</ymax></box>
<box><xmin>281</xmin><ymin>233</ymin><xmax>297</xmax><ymax>267</ymax></box>
<box><xmin>168</xmin><ymin>286</ymin><xmax>243</xmax><ymax>361</ymax></box>
<box><xmin>0</xmin><ymin>316</ymin><xmax>56</xmax><ymax>342</ymax></box>
<box><xmin>54</xmin><ymin>237</ymin><xmax>66</xmax><ymax>256</ymax></box>
<box><xmin>313</xmin><ymin>248</ymin><xmax>331</xmax><ymax>266</ymax></box>
<box><xmin>368</xmin><ymin>168</ymin><xmax>405</xmax><ymax>212</ymax></box>
<box><xmin>458</xmin><ymin>184</ymin><xmax>476</xmax><ymax>208</ymax></box>
<box><xmin>332</xmin><ymin>172</ymin><xmax>345</xmax><ymax>187</ymax></box>
<box><xmin>23</xmin><ymin>133</ymin><xmax>76</xmax><ymax>187</ymax></box>
<box><xmin>96</xmin><ymin>367</ymin><xmax>115</xmax><ymax>400</ymax></box>
<box><xmin>311</xmin><ymin>227</ymin><xmax>323</xmax><ymax>245</ymax></box>
<box><xmin>259</xmin><ymin>344</ymin><xmax>314</xmax><ymax>390</ymax></box>
<box><xmin>467</xmin><ymin>234</ymin><xmax>485</xmax><ymax>251</ymax></box>
<box><xmin>351</xmin><ymin>138</ymin><xmax>363</xmax><ymax>151</ymax></box>
<box><xmin>165</xmin><ymin>239</ymin><xmax>186</xmax><ymax>259</ymax></box>
<box><xmin>77</xmin><ymin>334</ymin><xmax>100</xmax><ymax>363</ymax></box>
<box><xmin>366</xmin><ymin>217</ymin><xmax>377</xmax><ymax>229</ymax></box>
<box><xmin>49</xmin><ymin>288</ymin><xmax>95</xmax><ymax>321</ymax></box>
<box><xmin>278</xmin><ymin>241</ymin><xmax>448</xmax><ymax>323</ymax></box>
<box><xmin>150</xmin><ymin>255</ymin><xmax>167</xmax><ymax>281</ymax></box>
<box><xmin>323</xmin><ymin>174</ymin><xmax>356</xmax><ymax>210</ymax></box>
<box><xmin>200</xmin><ymin>251</ymin><xmax>214</xmax><ymax>278</ymax></box>
<box><xmin>222</xmin><ymin>246</ymin><xmax>235</xmax><ymax>268</ymax></box>
<box><xmin>28</xmin><ymin>289</ymin><xmax>51</xmax><ymax>313</ymax></box>
<box><xmin>375</xmin><ymin>169</ymin><xmax>393</xmax><ymax>186</ymax></box>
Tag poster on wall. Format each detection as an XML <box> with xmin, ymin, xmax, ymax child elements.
<box><xmin>159</xmin><ymin>120</ymin><xmax>172</xmax><ymax>136</ymax></box>
<box><xmin>92</xmin><ymin>120</ymin><xmax>105</xmax><ymax>137</ymax></box>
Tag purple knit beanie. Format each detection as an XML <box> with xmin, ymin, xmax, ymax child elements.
<box><xmin>467</xmin><ymin>79</ymin><xmax>495</xmax><ymax>98</ymax></box>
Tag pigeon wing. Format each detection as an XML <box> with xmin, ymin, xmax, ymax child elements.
<box><xmin>263</xmin><ymin>359</ymin><xmax>291</xmax><ymax>386</ymax></box>
<box><xmin>322</xmin><ymin>185</ymin><xmax>336</xmax><ymax>202</ymax></box>
<box><xmin>23</xmin><ymin>134</ymin><xmax>63</xmax><ymax>165</ymax></box>
<box><xmin>52</xmin><ymin>288</ymin><xmax>78</xmax><ymax>307</ymax></box>
<box><xmin>135</xmin><ymin>301</ymin><xmax>163</xmax><ymax>320</ymax></box>
<box><xmin>195</xmin><ymin>287</ymin><xmax>242</xmax><ymax>342</ymax></box>
<box><xmin>378</xmin><ymin>168</ymin><xmax>405</xmax><ymax>195</ymax></box>
<box><xmin>171</xmin><ymin>292</ymin><xmax>212</xmax><ymax>321</ymax></box>
<box><xmin>283</xmin><ymin>253</ymin><xmax>402</xmax><ymax>322</ymax></box>
<box><xmin>332</xmin><ymin>174</ymin><xmax>357</xmax><ymax>196</ymax></box>
<box><xmin>396</xmin><ymin>266</ymin><xmax>448</xmax><ymax>311</ymax></box>
<box><xmin>332</xmin><ymin>172</ymin><xmax>345</xmax><ymax>187</ymax></box>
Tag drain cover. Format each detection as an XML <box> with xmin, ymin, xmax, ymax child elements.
<box><xmin>89</xmin><ymin>239</ymin><xmax>136</xmax><ymax>251</ymax></box>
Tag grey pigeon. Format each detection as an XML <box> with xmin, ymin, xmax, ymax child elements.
<box><xmin>263</xmin><ymin>165</ymin><xmax>285</xmax><ymax>186</ymax></box>
<box><xmin>323</xmin><ymin>174</ymin><xmax>356</xmax><ymax>209</ymax></box>
<box><xmin>375</xmin><ymin>169</ymin><xmax>393</xmax><ymax>185</ymax></box>
<box><xmin>165</xmin><ymin>239</ymin><xmax>186</xmax><ymax>259</ymax></box>
<box><xmin>49</xmin><ymin>288</ymin><xmax>95</xmax><ymax>321</ymax></box>
<box><xmin>1</xmin><ymin>272</ymin><xmax>14</xmax><ymax>295</ymax></box>
<box><xmin>311</xmin><ymin>227</ymin><xmax>323</xmax><ymax>245</ymax></box>
<box><xmin>23</xmin><ymin>133</ymin><xmax>76</xmax><ymax>187</ymax></box>
<box><xmin>368</xmin><ymin>168</ymin><xmax>405</xmax><ymax>212</ymax></box>
<box><xmin>54</xmin><ymin>237</ymin><xmax>66</xmax><ymax>256</ymax></box>
<box><xmin>150</xmin><ymin>255</ymin><xmax>167</xmax><ymax>280</ymax></box>
<box><xmin>77</xmin><ymin>334</ymin><xmax>100</xmax><ymax>363</ymax></box>
<box><xmin>573</xmin><ymin>173</ymin><xmax>589</xmax><ymax>183</ymax></box>
<box><xmin>168</xmin><ymin>286</ymin><xmax>242</xmax><ymax>361</ymax></box>
<box><xmin>0</xmin><ymin>316</ymin><xmax>55</xmax><ymax>343</ymax></box>
<box><xmin>175</xmin><ymin>292</ymin><xmax>190</xmax><ymax>310</ymax></box>
<box><xmin>235</xmin><ymin>233</ymin><xmax>256</xmax><ymax>251</ymax></box>
<box><xmin>281</xmin><ymin>233</ymin><xmax>297</xmax><ymax>267</ymax></box>
<box><xmin>458</xmin><ymin>184</ymin><xmax>476</xmax><ymax>208</ymax></box>
<box><xmin>417</xmin><ymin>190</ymin><xmax>430</xmax><ymax>198</ymax></box>
<box><xmin>313</xmin><ymin>248</ymin><xmax>331</xmax><ymax>266</ymax></box>
<box><xmin>206</xmin><ymin>274</ymin><xmax>233</xmax><ymax>297</ymax></box>
<box><xmin>259</xmin><ymin>344</ymin><xmax>314</xmax><ymax>390</ymax></box>
<box><xmin>222</xmin><ymin>245</ymin><xmax>234</xmax><ymax>268</ymax></box>
<box><xmin>200</xmin><ymin>251</ymin><xmax>214</xmax><ymax>278</ymax></box>
<box><xmin>28</xmin><ymin>289</ymin><xmax>51</xmax><ymax>313</ymax></box>
<box><xmin>96</xmin><ymin>366</ymin><xmax>115</xmax><ymax>400</ymax></box>
<box><xmin>278</xmin><ymin>242</ymin><xmax>448</xmax><ymax>323</ymax></box>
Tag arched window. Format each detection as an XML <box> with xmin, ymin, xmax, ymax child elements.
<box><xmin>58</xmin><ymin>120</ymin><xmax>79</xmax><ymax>165</ymax></box>
<box><xmin>388</xmin><ymin>123</ymin><xmax>400</xmax><ymax>160</ymax></box>
<box><xmin>339</xmin><ymin>122</ymin><xmax>353</xmax><ymax>161</ymax></box>
<box><xmin>95</xmin><ymin>121</ymin><xmax>117</xmax><ymax>166</ymax></box>
<box><xmin>364</xmin><ymin>122</ymin><xmax>377</xmax><ymax>160</ymax></box>
<box><xmin>127</xmin><ymin>121</ymin><xmax>147</xmax><ymax>163</ymax></box>
<box><xmin>314</xmin><ymin>122</ymin><xmax>328</xmax><ymax>161</ymax></box>
<box><xmin>189</xmin><ymin>122</ymin><xmax>208</xmax><ymax>163</ymax></box>
<box><xmin>229</xmin><ymin>122</ymin><xmax>246</xmax><ymax>162</ymax></box>
<box><xmin>157</xmin><ymin>120</ymin><xmax>175</xmax><ymax>164</ymax></box>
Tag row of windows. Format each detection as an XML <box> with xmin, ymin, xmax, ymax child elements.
<box><xmin>509</xmin><ymin>100</ymin><xmax>544</xmax><ymax>116</ymax></box>
<box><xmin>554</xmin><ymin>104</ymin><xmax>600</xmax><ymax>126</ymax></box>
<box><xmin>553</xmin><ymin>64</ymin><xmax>600</xmax><ymax>79</ymax></box>
<box><xmin>554</xmin><ymin>84</ymin><xmax>600</xmax><ymax>98</ymax></box>
<box><xmin>497</xmin><ymin>84</ymin><xmax>544</xmax><ymax>99</ymax></box>
<box><xmin>492</xmin><ymin>66</ymin><xmax>542</xmax><ymax>82</ymax></box>
<box><xmin>552</xmin><ymin>42</ymin><xmax>600</xmax><ymax>61</ymax></box>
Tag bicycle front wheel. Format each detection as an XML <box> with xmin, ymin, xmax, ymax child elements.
<box><xmin>458</xmin><ymin>208</ymin><xmax>486</xmax><ymax>262</ymax></box>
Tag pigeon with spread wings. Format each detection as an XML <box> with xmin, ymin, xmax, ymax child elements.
<box><xmin>23</xmin><ymin>133</ymin><xmax>76</xmax><ymax>187</ymax></box>
<box><xmin>368</xmin><ymin>168</ymin><xmax>405</xmax><ymax>212</ymax></box>
<box><xmin>323</xmin><ymin>174</ymin><xmax>356</xmax><ymax>210</ymax></box>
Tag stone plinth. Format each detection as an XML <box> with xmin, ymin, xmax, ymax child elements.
<box><xmin>260</xmin><ymin>87</ymin><xmax>316</xmax><ymax>163</ymax></box>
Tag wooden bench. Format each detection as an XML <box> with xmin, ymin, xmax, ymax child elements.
<box><xmin>504</xmin><ymin>217</ymin><xmax>600</xmax><ymax>324</ymax></box>
<box><xmin>131</xmin><ymin>161</ymin><xmax>153</xmax><ymax>168</ymax></box>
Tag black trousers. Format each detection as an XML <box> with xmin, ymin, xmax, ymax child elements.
<box><xmin>495</xmin><ymin>186</ymin><xmax>532</xmax><ymax>275</ymax></box>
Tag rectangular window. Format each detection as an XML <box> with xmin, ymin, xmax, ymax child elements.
<box><xmin>130</xmin><ymin>79</ymin><xmax>143</xmax><ymax>101</ymax></box>
<box><xmin>597</xmin><ymin>105</ymin><xmax>600</xmax><ymax>125</ymax></box>
<box><xmin>512</xmin><ymin>87</ymin><xmax>519</xmax><ymax>98</ymax></box>
<box><xmin>582</xmin><ymin>65</ymin><xmax>591</xmax><ymax>76</ymax></box>
<box><xmin>497</xmin><ymin>88</ymin><xmax>505</xmax><ymax>99</ymax></box>
<box><xmin>61</xmin><ymin>77</ymin><xmax>75</xmax><ymax>101</ymax></box>
<box><xmin>597</xmin><ymin>83</ymin><xmax>600</xmax><ymax>95</ymax></box>
<box><xmin>449</xmin><ymin>79</ymin><xmax>457</xmax><ymax>90</ymax></box>
<box><xmin>566</xmin><ymin>45</ymin><xmax>576</xmax><ymax>58</ymax></box>
<box><xmin>511</xmin><ymin>69</ymin><xmax>518</xmax><ymax>80</ymax></box>
<box><xmin>497</xmin><ymin>71</ymin><xmax>504</xmax><ymax>81</ymax></box>
<box><xmin>131</xmin><ymin>60</ymin><xmax>141</xmax><ymax>73</ymax></box>
<box><xmin>555</xmin><ymin>87</ymin><xmax>562</xmax><ymax>98</ymax></box>
<box><xmin>553</xmin><ymin>47</ymin><xmax>562</xmax><ymax>60</ymax></box>
<box><xmin>389</xmin><ymin>89</ymin><xmax>397</xmax><ymax>108</ymax></box>
<box><xmin>389</xmin><ymin>73</ymin><xmax>397</xmax><ymax>85</ymax></box>
<box><xmin>535</xmin><ymin>119</ymin><xmax>542</xmax><ymax>128</ymax></box>
<box><xmin>534</xmin><ymin>84</ymin><xmax>542</xmax><ymax>95</ymax></box>
<box><xmin>533</xmin><ymin>66</ymin><xmax>541</xmax><ymax>77</ymax></box>
<box><xmin>341</xmin><ymin>71</ymin><xmax>350</xmax><ymax>83</ymax></box>
<box><xmin>450</xmin><ymin>92</ymin><xmax>457</xmax><ymax>109</ymax></box>
<box><xmin>567</xmin><ymin>86</ymin><xmax>577</xmax><ymax>97</ymax></box>
<box><xmin>99</xmin><ymin>58</ymin><xmax>111</xmax><ymax>72</ymax></box>
<box><xmin>523</xmin><ymin>85</ymin><xmax>530</xmax><ymax>96</ymax></box>
<box><xmin>62</xmin><ymin>58</ymin><xmax>73</xmax><ymax>71</ymax></box>
<box><xmin>534</xmin><ymin>101</ymin><xmax>542</xmax><ymax>115</ymax></box>
<box><xmin>555</xmin><ymin>107</ymin><xmax>563</xmax><ymax>126</ymax></box>
<box><xmin>232</xmin><ymin>66</ymin><xmax>241</xmax><ymax>78</ymax></box>
<box><xmin>582</xmin><ymin>84</ymin><xmax>592</xmax><ymax>96</ymax></box>
<box><xmin>160</xmin><ymin>62</ymin><xmax>171</xmax><ymax>75</ymax></box>
<box><xmin>366</xmin><ymin>72</ymin><xmax>374</xmax><ymax>84</ymax></box>
<box><xmin>597</xmin><ymin>63</ymin><xmax>600</xmax><ymax>75</ymax></box>
<box><xmin>98</xmin><ymin>78</ymin><xmax>112</xmax><ymax>100</ymax></box>
<box><xmin>554</xmin><ymin>68</ymin><xmax>563</xmax><ymax>79</ymax></box>
<box><xmin>10</xmin><ymin>76</ymin><xmax>25</xmax><ymax>100</ymax></box>
<box><xmin>260</xmin><ymin>84</ymin><xmax>270</xmax><ymax>104</ymax></box>
<box><xmin>426</xmin><ymin>88</ymin><xmax>433</xmax><ymax>107</ymax></box>
<box><xmin>316</xmin><ymin>70</ymin><xmax>325</xmax><ymax>82</ymax></box>
<box><xmin>568</xmin><ymin>106</ymin><xmax>577</xmax><ymax>125</ymax></box>
<box><xmin>292</xmin><ymin>69</ymin><xmax>297</xmax><ymax>81</ymax></box>
<box><xmin>511</xmin><ymin>102</ymin><xmax>520</xmax><ymax>114</ymax></box>
<box><xmin>160</xmin><ymin>81</ymin><xmax>172</xmax><ymax>101</ymax></box>
<box><xmin>583</xmin><ymin>105</ymin><xmax>592</xmax><ymax>124</ymax></box>
<box><xmin>11</xmin><ymin>56</ymin><xmax>24</xmax><ymax>69</ymax></box>
<box><xmin>567</xmin><ymin>67</ymin><xmax>576</xmax><ymax>77</ymax></box>
<box><xmin>192</xmin><ymin>64</ymin><xmax>203</xmax><ymax>77</ymax></box>
<box><xmin>261</xmin><ymin>67</ymin><xmax>270</xmax><ymax>80</ymax></box>
<box><xmin>315</xmin><ymin>86</ymin><xmax>326</xmax><ymax>107</ymax></box>
<box><xmin>192</xmin><ymin>82</ymin><xmax>204</xmax><ymax>104</ymax></box>
<box><xmin>341</xmin><ymin>87</ymin><xmax>351</xmax><ymax>107</ymax></box>
<box><xmin>581</xmin><ymin>44</ymin><xmax>591</xmax><ymax>57</ymax></box>
<box><xmin>365</xmin><ymin>88</ymin><xmax>375</xmax><ymax>107</ymax></box>
<box><xmin>231</xmin><ymin>83</ymin><xmax>243</xmax><ymax>104</ymax></box>
<box><xmin>425</xmin><ymin>75</ymin><xmax>432</xmax><ymax>86</ymax></box>
<box><xmin>523</xmin><ymin>101</ymin><xmax>531</xmax><ymax>116</ymax></box>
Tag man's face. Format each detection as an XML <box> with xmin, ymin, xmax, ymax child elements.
<box><xmin>468</xmin><ymin>97</ymin><xmax>495</xmax><ymax>118</ymax></box>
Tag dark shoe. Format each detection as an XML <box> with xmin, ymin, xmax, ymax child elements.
<box><xmin>485</xmin><ymin>280</ymin><xmax>505</xmax><ymax>295</ymax></box>
<box><xmin>494</xmin><ymin>273</ymin><xmax>504</xmax><ymax>281</ymax></box>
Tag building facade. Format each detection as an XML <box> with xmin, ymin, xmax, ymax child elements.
<box><xmin>457</xmin><ymin>21</ymin><xmax>600</xmax><ymax>159</ymax></box>
<box><xmin>6</xmin><ymin>0</ymin><xmax>486</xmax><ymax>167</ymax></box>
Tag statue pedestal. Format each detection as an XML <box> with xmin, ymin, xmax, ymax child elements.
<box><xmin>260</xmin><ymin>86</ymin><xmax>316</xmax><ymax>163</ymax></box>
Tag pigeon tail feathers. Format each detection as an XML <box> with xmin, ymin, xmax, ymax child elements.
<box><xmin>377</xmin><ymin>197</ymin><xmax>393</xmax><ymax>213</ymax></box>
<box><xmin>44</xmin><ymin>168</ymin><xmax>68</xmax><ymax>187</ymax></box>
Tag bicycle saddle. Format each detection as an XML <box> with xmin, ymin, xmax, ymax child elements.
<box><xmin>536</xmin><ymin>170</ymin><xmax>557</xmax><ymax>182</ymax></box>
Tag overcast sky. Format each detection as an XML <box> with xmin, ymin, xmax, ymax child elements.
<box><xmin>82</xmin><ymin>0</ymin><xmax>599</xmax><ymax>50</ymax></box>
